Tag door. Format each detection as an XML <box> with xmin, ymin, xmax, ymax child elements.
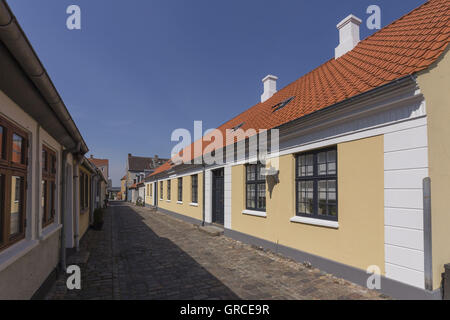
<box><xmin>212</xmin><ymin>169</ymin><xmax>225</xmax><ymax>225</ymax></box>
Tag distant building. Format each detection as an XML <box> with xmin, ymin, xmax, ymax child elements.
<box><xmin>124</xmin><ymin>154</ymin><xmax>167</xmax><ymax>201</ymax></box>
<box><xmin>88</xmin><ymin>155</ymin><xmax>109</xmax><ymax>183</ymax></box>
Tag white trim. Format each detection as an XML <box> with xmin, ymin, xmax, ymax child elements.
<box><xmin>290</xmin><ymin>216</ymin><xmax>339</xmax><ymax>229</ymax></box>
<box><xmin>383</xmin><ymin>122</ymin><xmax>428</xmax><ymax>289</ymax></box>
<box><xmin>189</xmin><ymin>203</ymin><xmax>199</xmax><ymax>207</ymax></box>
<box><xmin>0</xmin><ymin>240</ymin><xmax>39</xmax><ymax>273</ymax></box>
<box><xmin>177</xmin><ymin>201</ymin><xmax>183</xmax><ymax>205</ymax></box>
<box><xmin>224</xmin><ymin>165</ymin><xmax>232</xmax><ymax>229</ymax></box>
<box><xmin>204</xmin><ymin>170</ymin><xmax>212</xmax><ymax>223</ymax></box>
<box><xmin>166</xmin><ymin>200</ymin><xmax>171</xmax><ymax>203</ymax></box>
<box><xmin>40</xmin><ymin>223</ymin><xmax>62</xmax><ymax>241</ymax></box>
<box><xmin>242</xmin><ymin>210</ymin><xmax>267</xmax><ymax>218</ymax></box>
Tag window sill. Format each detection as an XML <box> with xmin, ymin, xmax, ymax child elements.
<box><xmin>40</xmin><ymin>224</ymin><xmax>62</xmax><ymax>241</ymax></box>
<box><xmin>177</xmin><ymin>201</ymin><xmax>183</xmax><ymax>205</ymax></box>
<box><xmin>166</xmin><ymin>200</ymin><xmax>171</xmax><ymax>203</ymax></box>
<box><xmin>190</xmin><ymin>203</ymin><xmax>199</xmax><ymax>207</ymax></box>
<box><xmin>0</xmin><ymin>239</ymin><xmax>39</xmax><ymax>273</ymax></box>
<box><xmin>242</xmin><ymin>210</ymin><xmax>267</xmax><ymax>218</ymax></box>
<box><xmin>290</xmin><ymin>216</ymin><xmax>339</xmax><ymax>229</ymax></box>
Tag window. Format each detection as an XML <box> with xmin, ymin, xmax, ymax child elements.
<box><xmin>177</xmin><ymin>178</ymin><xmax>183</xmax><ymax>202</ymax></box>
<box><xmin>160</xmin><ymin>181</ymin><xmax>163</xmax><ymax>200</ymax></box>
<box><xmin>246</xmin><ymin>163</ymin><xmax>266</xmax><ymax>211</ymax></box>
<box><xmin>296</xmin><ymin>147</ymin><xmax>337</xmax><ymax>221</ymax></box>
<box><xmin>150</xmin><ymin>183</ymin><xmax>152</xmax><ymax>197</ymax></box>
<box><xmin>191</xmin><ymin>175</ymin><xmax>198</xmax><ymax>204</ymax></box>
<box><xmin>0</xmin><ymin>116</ymin><xmax>28</xmax><ymax>251</ymax></box>
<box><xmin>42</xmin><ymin>146</ymin><xmax>56</xmax><ymax>227</ymax></box>
<box><xmin>167</xmin><ymin>180</ymin><xmax>171</xmax><ymax>200</ymax></box>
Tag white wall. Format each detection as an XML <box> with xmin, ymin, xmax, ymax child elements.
<box><xmin>384</xmin><ymin>122</ymin><xmax>429</xmax><ymax>289</ymax></box>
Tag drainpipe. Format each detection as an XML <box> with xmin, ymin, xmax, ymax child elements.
<box><xmin>423</xmin><ymin>177</ymin><xmax>433</xmax><ymax>291</ymax></box>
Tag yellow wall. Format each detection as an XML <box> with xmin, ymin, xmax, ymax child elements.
<box><xmin>79</xmin><ymin>166</ymin><xmax>91</xmax><ymax>239</ymax></box>
<box><xmin>417</xmin><ymin>48</ymin><xmax>450</xmax><ymax>290</ymax></box>
<box><xmin>231</xmin><ymin>136</ymin><xmax>385</xmax><ymax>273</ymax></box>
<box><xmin>157</xmin><ymin>173</ymin><xmax>203</xmax><ymax>221</ymax></box>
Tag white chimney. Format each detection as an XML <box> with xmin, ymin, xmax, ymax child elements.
<box><xmin>261</xmin><ymin>75</ymin><xmax>278</xmax><ymax>103</ymax></box>
<box><xmin>335</xmin><ymin>14</ymin><xmax>362</xmax><ymax>59</ymax></box>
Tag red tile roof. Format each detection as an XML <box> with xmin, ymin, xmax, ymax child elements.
<box><xmin>88</xmin><ymin>157</ymin><xmax>109</xmax><ymax>167</ymax></box>
<box><xmin>150</xmin><ymin>0</ymin><xmax>449</xmax><ymax>178</ymax></box>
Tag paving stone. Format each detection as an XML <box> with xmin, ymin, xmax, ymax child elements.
<box><xmin>45</xmin><ymin>202</ymin><xmax>388</xmax><ymax>300</ymax></box>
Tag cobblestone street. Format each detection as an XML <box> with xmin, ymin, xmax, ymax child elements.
<box><xmin>47</xmin><ymin>202</ymin><xmax>387</xmax><ymax>300</ymax></box>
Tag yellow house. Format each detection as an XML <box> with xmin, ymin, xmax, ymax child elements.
<box><xmin>144</xmin><ymin>0</ymin><xmax>450</xmax><ymax>300</ymax></box>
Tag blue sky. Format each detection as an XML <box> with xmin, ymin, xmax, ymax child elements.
<box><xmin>8</xmin><ymin>0</ymin><xmax>425</xmax><ymax>186</ymax></box>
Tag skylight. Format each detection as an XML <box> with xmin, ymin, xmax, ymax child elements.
<box><xmin>231</xmin><ymin>122</ymin><xmax>245</xmax><ymax>132</ymax></box>
<box><xmin>272</xmin><ymin>96</ymin><xmax>295</xmax><ymax>113</ymax></box>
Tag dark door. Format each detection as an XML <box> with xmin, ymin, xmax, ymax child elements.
<box><xmin>212</xmin><ymin>169</ymin><xmax>225</xmax><ymax>225</ymax></box>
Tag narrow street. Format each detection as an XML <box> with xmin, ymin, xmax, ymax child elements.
<box><xmin>47</xmin><ymin>202</ymin><xmax>386</xmax><ymax>300</ymax></box>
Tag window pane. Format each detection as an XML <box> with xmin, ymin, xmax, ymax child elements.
<box><xmin>0</xmin><ymin>126</ymin><xmax>4</xmax><ymax>159</ymax></box>
<box><xmin>50</xmin><ymin>182</ymin><xmax>55</xmax><ymax>220</ymax></box>
<box><xmin>327</xmin><ymin>150</ymin><xmax>337</xmax><ymax>175</ymax></box>
<box><xmin>298</xmin><ymin>154</ymin><xmax>314</xmax><ymax>177</ymax></box>
<box><xmin>247</xmin><ymin>165</ymin><xmax>256</xmax><ymax>181</ymax></box>
<box><xmin>298</xmin><ymin>180</ymin><xmax>314</xmax><ymax>215</ymax></box>
<box><xmin>12</xmin><ymin>134</ymin><xmax>23</xmax><ymax>164</ymax></box>
<box><xmin>42</xmin><ymin>149</ymin><xmax>47</xmax><ymax>171</ymax></box>
<box><xmin>327</xmin><ymin>150</ymin><xmax>336</xmax><ymax>162</ymax></box>
<box><xmin>246</xmin><ymin>184</ymin><xmax>255</xmax><ymax>209</ymax></box>
<box><xmin>257</xmin><ymin>164</ymin><xmax>264</xmax><ymax>181</ymax></box>
<box><xmin>318</xmin><ymin>180</ymin><xmax>327</xmax><ymax>215</ymax></box>
<box><xmin>51</xmin><ymin>155</ymin><xmax>56</xmax><ymax>174</ymax></box>
<box><xmin>328</xmin><ymin>180</ymin><xmax>337</xmax><ymax>201</ymax></box>
<box><xmin>10</xmin><ymin>176</ymin><xmax>23</xmax><ymax>236</ymax></box>
<box><xmin>257</xmin><ymin>183</ymin><xmax>266</xmax><ymax>210</ymax></box>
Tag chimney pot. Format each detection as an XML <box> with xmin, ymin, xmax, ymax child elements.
<box><xmin>261</xmin><ymin>75</ymin><xmax>278</xmax><ymax>103</ymax></box>
<box><xmin>128</xmin><ymin>153</ymin><xmax>132</xmax><ymax>157</ymax></box>
<box><xmin>335</xmin><ymin>14</ymin><xmax>362</xmax><ymax>59</ymax></box>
